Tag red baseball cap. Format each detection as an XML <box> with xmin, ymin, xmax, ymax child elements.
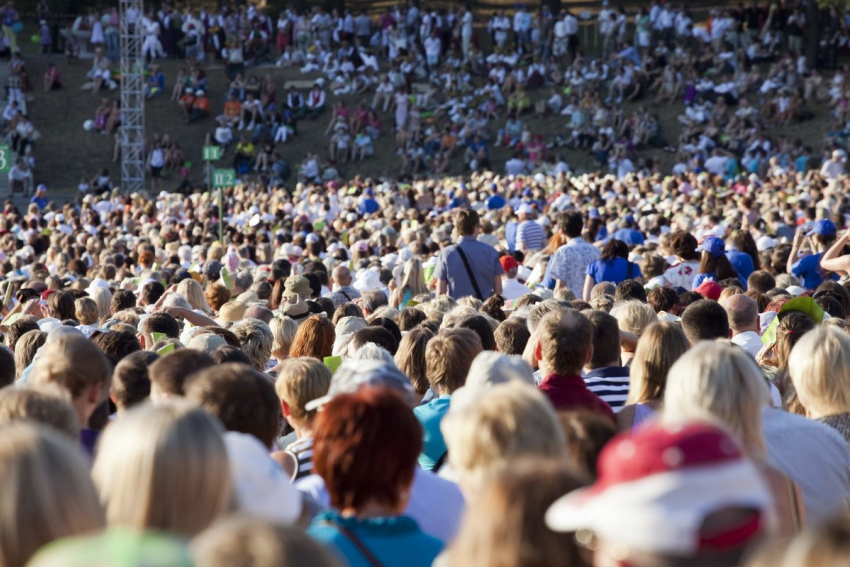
<box><xmin>546</xmin><ymin>422</ymin><xmax>774</xmax><ymax>556</ymax></box>
<box><xmin>695</xmin><ymin>281</ymin><xmax>723</xmax><ymax>301</ymax></box>
<box><xmin>500</xmin><ymin>256</ymin><xmax>519</xmax><ymax>272</ymax></box>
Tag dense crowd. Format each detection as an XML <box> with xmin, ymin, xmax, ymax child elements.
<box><xmin>1</xmin><ymin>158</ymin><xmax>850</xmax><ymax>565</ymax></box>
<box><xmin>6</xmin><ymin>1</ymin><xmax>850</xmax><ymax>567</ymax></box>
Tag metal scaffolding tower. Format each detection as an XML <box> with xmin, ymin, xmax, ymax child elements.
<box><xmin>119</xmin><ymin>0</ymin><xmax>145</xmax><ymax>193</ymax></box>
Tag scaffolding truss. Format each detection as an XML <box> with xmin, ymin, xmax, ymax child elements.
<box><xmin>119</xmin><ymin>0</ymin><xmax>145</xmax><ymax>194</ymax></box>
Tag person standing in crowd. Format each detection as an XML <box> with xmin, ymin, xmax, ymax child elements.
<box><xmin>514</xmin><ymin>203</ymin><xmax>545</xmax><ymax>253</ymax></box>
<box><xmin>435</xmin><ymin>210</ymin><xmax>503</xmax><ymax>301</ymax></box>
<box><xmin>498</xmin><ymin>255</ymin><xmax>531</xmax><ymax>300</ymax></box>
<box><xmin>724</xmin><ymin>294</ymin><xmax>763</xmax><ymax>358</ymax></box>
<box><xmin>547</xmin><ymin>211</ymin><xmax>601</xmax><ymax>297</ymax></box>
<box><xmin>583</xmin><ymin>239</ymin><xmax>642</xmax><ymax>301</ymax></box>
<box><xmin>788</xmin><ymin>219</ymin><xmax>839</xmax><ymax>290</ymax></box>
<box><xmin>582</xmin><ymin>310</ymin><xmax>631</xmax><ymax>413</ymax></box>
<box><xmin>533</xmin><ymin>309</ymin><xmax>614</xmax><ymax>421</ymax></box>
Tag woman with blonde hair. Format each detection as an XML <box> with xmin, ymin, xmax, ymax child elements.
<box><xmin>0</xmin><ymin>423</ymin><xmax>105</xmax><ymax>567</ymax></box>
<box><xmin>664</xmin><ymin>341</ymin><xmax>804</xmax><ymax>535</ymax></box>
<box><xmin>177</xmin><ymin>278</ymin><xmax>211</xmax><ymax>313</ymax></box>
<box><xmin>288</xmin><ymin>315</ymin><xmax>335</xmax><ymax>360</ymax></box>
<box><xmin>390</xmin><ymin>259</ymin><xmax>429</xmax><ymax>308</ymax></box>
<box><xmin>75</xmin><ymin>297</ymin><xmax>99</xmax><ymax>326</ymax></box>
<box><xmin>441</xmin><ymin>381</ymin><xmax>567</xmax><ymax>497</ymax></box>
<box><xmin>88</xmin><ymin>286</ymin><xmax>112</xmax><ymax>321</ymax></box>
<box><xmin>445</xmin><ymin>458</ymin><xmax>586</xmax><ymax>567</ymax></box>
<box><xmin>617</xmin><ymin>322</ymin><xmax>689</xmax><ymax>430</ymax></box>
<box><xmin>268</xmin><ymin>316</ymin><xmax>299</xmax><ymax>374</ymax></box>
<box><xmin>789</xmin><ymin>327</ymin><xmax>850</xmax><ymax>443</ymax></box>
<box><xmin>92</xmin><ymin>401</ymin><xmax>232</xmax><ymax>538</ymax></box>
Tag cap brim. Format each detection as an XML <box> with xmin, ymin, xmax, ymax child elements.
<box><xmin>304</xmin><ymin>395</ymin><xmax>332</xmax><ymax>412</ymax></box>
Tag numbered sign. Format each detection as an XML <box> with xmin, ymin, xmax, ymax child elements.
<box><xmin>212</xmin><ymin>169</ymin><xmax>236</xmax><ymax>188</ymax></box>
<box><xmin>0</xmin><ymin>144</ymin><xmax>9</xmax><ymax>174</ymax></box>
<box><xmin>202</xmin><ymin>146</ymin><xmax>222</xmax><ymax>161</ymax></box>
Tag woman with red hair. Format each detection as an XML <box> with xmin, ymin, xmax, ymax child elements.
<box><xmin>307</xmin><ymin>387</ymin><xmax>443</xmax><ymax>567</ymax></box>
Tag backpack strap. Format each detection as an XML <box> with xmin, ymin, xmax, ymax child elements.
<box><xmin>455</xmin><ymin>244</ymin><xmax>484</xmax><ymax>300</ymax></box>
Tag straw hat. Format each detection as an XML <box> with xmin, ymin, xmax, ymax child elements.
<box><xmin>218</xmin><ymin>301</ymin><xmax>247</xmax><ymax>324</ymax></box>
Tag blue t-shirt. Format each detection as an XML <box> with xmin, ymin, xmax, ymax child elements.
<box><xmin>727</xmin><ymin>250</ymin><xmax>754</xmax><ymax>286</ymax></box>
<box><xmin>309</xmin><ymin>510</ymin><xmax>443</xmax><ymax>567</ymax></box>
<box><xmin>359</xmin><ymin>197</ymin><xmax>379</xmax><ymax>215</ymax></box>
<box><xmin>30</xmin><ymin>196</ymin><xmax>48</xmax><ymax>210</ymax></box>
<box><xmin>586</xmin><ymin>257</ymin><xmax>642</xmax><ymax>285</ymax></box>
<box><xmin>791</xmin><ymin>253</ymin><xmax>838</xmax><ymax>290</ymax></box>
<box><xmin>486</xmin><ymin>194</ymin><xmax>506</xmax><ymax>210</ymax></box>
<box><xmin>413</xmin><ymin>396</ymin><xmax>450</xmax><ymax>471</ymax></box>
<box><xmin>611</xmin><ymin>228</ymin><xmax>645</xmax><ymax>246</ymax></box>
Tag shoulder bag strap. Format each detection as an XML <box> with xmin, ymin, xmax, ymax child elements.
<box><xmin>455</xmin><ymin>244</ymin><xmax>484</xmax><ymax>300</ymax></box>
<box><xmin>322</xmin><ymin>519</ymin><xmax>385</xmax><ymax>567</ymax></box>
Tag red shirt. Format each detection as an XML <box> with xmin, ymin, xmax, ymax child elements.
<box><xmin>538</xmin><ymin>374</ymin><xmax>615</xmax><ymax>422</ymax></box>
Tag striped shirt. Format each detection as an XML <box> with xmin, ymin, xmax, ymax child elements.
<box><xmin>516</xmin><ymin>220</ymin><xmax>546</xmax><ymax>251</ymax></box>
<box><xmin>583</xmin><ymin>367</ymin><xmax>631</xmax><ymax>413</ymax></box>
<box><xmin>285</xmin><ymin>437</ymin><xmax>314</xmax><ymax>481</ymax></box>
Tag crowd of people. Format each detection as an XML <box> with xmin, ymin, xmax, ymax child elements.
<box><xmin>2</xmin><ymin>154</ymin><xmax>850</xmax><ymax>565</ymax></box>
<box><xmin>7</xmin><ymin>1</ymin><xmax>850</xmax><ymax>567</ymax></box>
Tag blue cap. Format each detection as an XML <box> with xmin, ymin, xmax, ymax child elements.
<box><xmin>697</xmin><ymin>236</ymin><xmax>726</xmax><ymax>258</ymax></box>
<box><xmin>805</xmin><ymin>219</ymin><xmax>837</xmax><ymax>237</ymax></box>
<box><xmin>365</xmin><ymin>188</ymin><xmax>374</xmax><ymax>196</ymax></box>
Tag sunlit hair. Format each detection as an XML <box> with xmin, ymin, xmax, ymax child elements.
<box><xmin>394</xmin><ymin>327</ymin><xmax>434</xmax><ymax>395</ymax></box>
<box><xmin>399</xmin><ymin>259</ymin><xmax>429</xmax><ymax>298</ymax></box>
<box><xmin>445</xmin><ymin>458</ymin><xmax>586</xmax><ymax>567</ymax></box>
<box><xmin>664</xmin><ymin>341</ymin><xmax>769</xmax><ymax>458</ymax></box>
<box><xmin>88</xmin><ymin>286</ymin><xmax>113</xmax><ymax>321</ymax></box>
<box><xmin>269</xmin><ymin>316</ymin><xmax>299</xmax><ymax>359</ymax></box>
<box><xmin>789</xmin><ymin>327</ymin><xmax>850</xmax><ymax>418</ymax></box>
<box><xmin>610</xmin><ymin>300</ymin><xmax>656</xmax><ymax>338</ymax></box>
<box><xmin>74</xmin><ymin>298</ymin><xmax>99</xmax><ymax>326</ymax></box>
<box><xmin>230</xmin><ymin>318</ymin><xmax>274</xmax><ymax>371</ymax></box>
<box><xmin>289</xmin><ymin>315</ymin><xmax>335</xmax><ymax>360</ymax></box>
<box><xmin>627</xmin><ymin>322</ymin><xmax>689</xmax><ymax>405</ymax></box>
<box><xmin>273</xmin><ymin>357</ymin><xmax>332</xmax><ymax>429</ymax></box>
<box><xmin>442</xmin><ymin>381</ymin><xmax>567</xmax><ymax>490</ymax></box>
<box><xmin>13</xmin><ymin>330</ymin><xmax>45</xmax><ymax>380</ymax></box>
<box><xmin>312</xmin><ymin>387</ymin><xmax>421</xmax><ymax>511</ymax></box>
<box><xmin>178</xmin><ymin>279</ymin><xmax>211</xmax><ymax>313</ymax></box>
<box><xmin>0</xmin><ymin>387</ymin><xmax>79</xmax><ymax>440</ymax></box>
<box><xmin>29</xmin><ymin>334</ymin><xmax>111</xmax><ymax>400</ymax></box>
<box><xmin>0</xmin><ymin>423</ymin><xmax>105</xmax><ymax>567</ymax></box>
<box><xmin>92</xmin><ymin>401</ymin><xmax>232</xmax><ymax>537</ymax></box>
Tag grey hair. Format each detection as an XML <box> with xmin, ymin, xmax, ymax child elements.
<box><xmin>350</xmin><ymin>342</ymin><xmax>396</xmax><ymax>365</ymax></box>
<box><xmin>229</xmin><ymin>318</ymin><xmax>273</xmax><ymax>372</ymax></box>
<box><xmin>162</xmin><ymin>293</ymin><xmax>193</xmax><ymax>310</ymax></box>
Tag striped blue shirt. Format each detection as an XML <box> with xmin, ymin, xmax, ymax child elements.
<box><xmin>516</xmin><ymin>220</ymin><xmax>546</xmax><ymax>251</ymax></box>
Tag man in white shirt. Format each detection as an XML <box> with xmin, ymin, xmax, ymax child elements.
<box><xmin>505</xmin><ymin>153</ymin><xmax>526</xmax><ymax>176</ymax></box>
<box><xmin>499</xmin><ymin>256</ymin><xmax>531</xmax><ymax>300</ymax></box>
<box><xmin>563</xmin><ymin>10</ymin><xmax>579</xmax><ymax>59</ymax></box>
<box><xmin>704</xmin><ymin>149</ymin><xmax>730</xmax><ymax>176</ymax></box>
<box><xmin>423</xmin><ymin>32</ymin><xmax>441</xmax><ymax>68</ymax></box>
<box><xmin>724</xmin><ymin>294</ymin><xmax>763</xmax><ymax>358</ymax></box>
<box><xmin>820</xmin><ymin>149</ymin><xmax>845</xmax><ymax>180</ymax></box>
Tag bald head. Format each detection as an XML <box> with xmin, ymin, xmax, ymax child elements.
<box><xmin>333</xmin><ymin>265</ymin><xmax>352</xmax><ymax>286</ymax></box>
<box><xmin>244</xmin><ymin>305</ymin><xmax>274</xmax><ymax>324</ymax></box>
<box><xmin>723</xmin><ymin>294</ymin><xmax>759</xmax><ymax>334</ymax></box>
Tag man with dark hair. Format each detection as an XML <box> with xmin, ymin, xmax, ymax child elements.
<box><xmin>494</xmin><ymin>317</ymin><xmax>530</xmax><ymax>355</ymax></box>
<box><xmin>140</xmin><ymin>281</ymin><xmax>166</xmax><ymax>309</ymax></box>
<box><xmin>680</xmin><ymin>299</ymin><xmax>731</xmax><ymax>345</ymax></box>
<box><xmin>435</xmin><ymin>209</ymin><xmax>503</xmax><ymax>300</ymax></box>
<box><xmin>534</xmin><ymin>309</ymin><xmax>614</xmax><ymax>420</ymax></box>
<box><xmin>449</xmin><ymin>314</ymin><xmax>496</xmax><ymax>351</ymax></box>
<box><xmin>614</xmin><ymin>279</ymin><xmax>647</xmax><ymax>304</ymax></box>
<box><xmin>233</xmin><ymin>271</ymin><xmax>254</xmax><ymax>295</ymax></box>
<box><xmin>149</xmin><ymin>349</ymin><xmax>215</xmax><ymax>402</ymax></box>
<box><xmin>747</xmin><ymin>270</ymin><xmax>776</xmax><ymax>294</ymax></box>
<box><xmin>111</xmin><ymin>289</ymin><xmax>137</xmax><ymax>313</ymax></box>
<box><xmin>396</xmin><ymin>307</ymin><xmax>427</xmax><ymax>331</ymax></box>
<box><xmin>647</xmin><ymin>287</ymin><xmax>679</xmax><ymax>313</ymax></box>
<box><xmin>111</xmin><ymin>350</ymin><xmax>158</xmax><ymax>414</ymax></box>
<box><xmin>5</xmin><ymin>315</ymin><xmax>39</xmax><ymax>350</ymax></box>
<box><xmin>350</xmin><ymin>326</ymin><xmax>398</xmax><ymax>355</ymax></box>
<box><xmin>91</xmin><ymin>330</ymin><xmax>142</xmax><ymax>367</ymax></box>
<box><xmin>185</xmin><ymin>363</ymin><xmax>280</xmax><ymax>450</ymax></box>
<box><xmin>582</xmin><ymin>310</ymin><xmax>630</xmax><ymax>412</ymax></box>
<box><xmin>138</xmin><ymin>312</ymin><xmax>180</xmax><ymax>350</ymax></box>
<box><xmin>547</xmin><ymin>211</ymin><xmax>600</xmax><ymax>297</ymax></box>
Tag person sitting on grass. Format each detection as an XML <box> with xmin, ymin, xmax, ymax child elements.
<box><xmin>43</xmin><ymin>62</ymin><xmax>61</xmax><ymax>91</ymax></box>
<box><xmin>187</xmin><ymin>89</ymin><xmax>210</xmax><ymax>124</ymax></box>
